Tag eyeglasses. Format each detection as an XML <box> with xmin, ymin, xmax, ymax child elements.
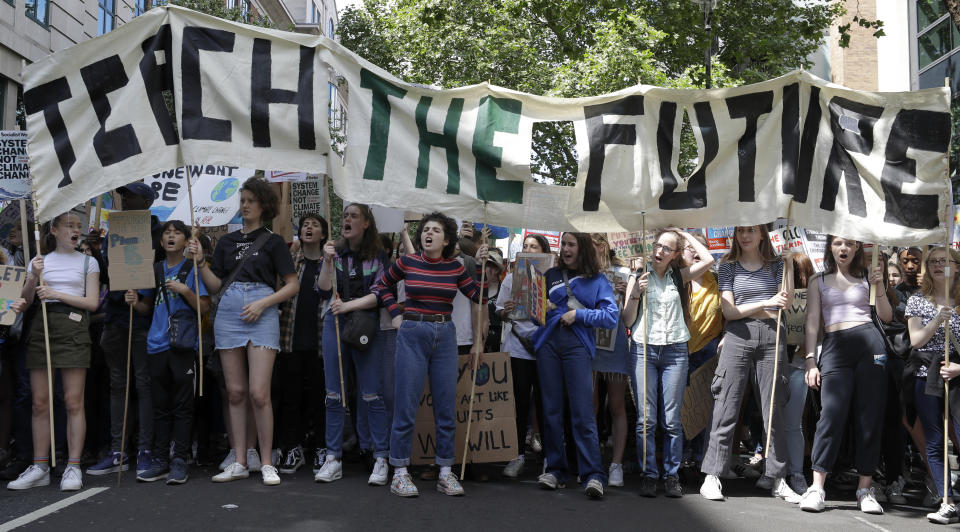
<box><xmin>654</xmin><ymin>243</ymin><xmax>679</xmax><ymax>254</ymax></box>
<box><xmin>927</xmin><ymin>259</ymin><xmax>960</xmax><ymax>266</ymax></box>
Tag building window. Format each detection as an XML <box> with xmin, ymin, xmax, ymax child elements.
<box><xmin>308</xmin><ymin>3</ymin><xmax>319</xmax><ymax>24</ymax></box>
<box><xmin>226</xmin><ymin>0</ymin><xmax>235</xmax><ymax>8</ymax></box>
<box><xmin>328</xmin><ymin>82</ymin><xmax>337</xmax><ymax>119</ymax></box>
<box><xmin>134</xmin><ymin>0</ymin><xmax>146</xmax><ymax>16</ymax></box>
<box><xmin>25</xmin><ymin>0</ymin><xmax>49</xmax><ymax>26</ymax></box>
<box><xmin>328</xmin><ymin>18</ymin><xmax>334</xmax><ymax>39</ymax></box>
<box><xmin>917</xmin><ymin>0</ymin><xmax>948</xmax><ymax>33</ymax></box>
<box><xmin>915</xmin><ymin>0</ymin><xmax>960</xmax><ymax>93</ymax></box>
<box><xmin>0</xmin><ymin>80</ymin><xmax>5</xmax><ymax>129</ymax></box>
<box><xmin>98</xmin><ymin>0</ymin><xmax>115</xmax><ymax>34</ymax></box>
<box><xmin>3</xmin><ymin>0</ymin><xmax>13</xmax><ymax>8</ymax></box>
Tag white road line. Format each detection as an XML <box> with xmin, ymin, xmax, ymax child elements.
<box><xmin>0</xmin><ymin>487</ymin><xmax>109</xmax><ymax>531</ymax></box>
<box><xmin>851</xmin><ymin>515</ymin><xmax>892</xmax><ymax>532</ymax></box>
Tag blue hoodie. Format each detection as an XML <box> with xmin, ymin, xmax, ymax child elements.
<box><xmin>532</xmin><ymin>267</ymin><xmax>619</xmax><ymax>358</ymax></box>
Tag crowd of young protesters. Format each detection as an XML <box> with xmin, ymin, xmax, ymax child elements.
<box><xmin>3</xmin><ymin>177</ymin><xmax>960</xmax><ymax>521</ymax></box>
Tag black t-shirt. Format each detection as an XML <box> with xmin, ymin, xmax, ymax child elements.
<box><xmin>292</xmin><ymin>258</ymin><xmax>320</xmax><ymax>351</ymax></box>
<box><xmin>210</xmin><ymin>227</ymin><xmax>295</xmax><ymax>286</ymax></box>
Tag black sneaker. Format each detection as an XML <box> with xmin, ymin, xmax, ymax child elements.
<box><xmin>312</xmin><ymin>448</ymin><xmax>326</xmax><ymax>476</ymax></box>
<box><xmin>136</xmin><ymin>458</ymin><xmax>169</xmax><ymax>482</ymax></box>
<box><xmin>0</xmin><ymin>458</ymin><xmax>29</xmax><ymax>481</ymax></box>
<box><xmin>639</xmin><ymin>476</ymin><xmax>657</xmax><ymax>498</ymax></box>
<box><xmin>665</xmin><ymin>475</ymin><xmax>683</xmax><ymax>498</ymax></box>
<box><xmin>166</xmin><ymin>458</ymin><xmax>189</xmax><ymax>485</ymax></box>
<box><xmin>280</xmin><ymin>446</ymin><xmax>305</xmax><ymax>474</ymax></box>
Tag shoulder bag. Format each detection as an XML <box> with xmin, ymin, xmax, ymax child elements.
<box><xmin>339</xmin><ymin>256</ymin><xmax>379</xmax><ymax>351</ymax></box>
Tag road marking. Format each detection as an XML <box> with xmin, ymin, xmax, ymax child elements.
<box><xmin>0</xmin><ymin>487</ymin><xmax>109</xmax><ymax>531</ymax></box>
<box><xmin>851</xmin><ymin>516</ymin><xmax>892</xmax><ymax>532</ymax></box>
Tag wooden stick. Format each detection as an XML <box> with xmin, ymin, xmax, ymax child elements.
<box><xmin>944</xmin><ymin>76</ymin><xmax>951</xmax><ymax>501</ymax></box>
<box><xmin>641</xmin><ymin>212</ymin><xmax>648</xmax><ymax>474</ymax></box>
<box><xmin>31</xmin><ymin>200</ymin><xmax>55</xmax><ymax>469</ymax></box>
<box><xmin>765</xmin><ymin>203</ymin><xmax>792</xmax><ymax>459</ymax></box>
<box><xmin>186</xmin><ymin>173</ymin><xmax>204</xmax><ymax>396</ymax></box>
<box><xmin>460</xmin><ymin>204</ymin><xmax>489</xmax><ymax>479</ymax></box>
<box><xmin>118</xmin><ymin>304</ymin><xmax>133</xmax><ymax>486</ymax></box>
<box><xmin>868</xmin><ymin>245</ymin><xmax>879</xmax><ymax>306</ymax></box>
<box><xmin>323</xmin><ymin>175</ymin><xmax>347</xmax><ymax>408</ymax></box>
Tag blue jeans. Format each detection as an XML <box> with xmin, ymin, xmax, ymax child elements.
<box><xmin>357</xmin><ymin>328</ymin><xmax>396</xmax><ymax>450</ymax></box>
<box><xmin>916</xmin><ymin>378</ymin><xmax>960</xmax><ymax>497</ymax></box>
<box><xmin>783</xmin><ymin>364</ymin><xmax>807</xmax><ymax>476</ymax></box>
<box><xmin>389</xmin><ymin>320</ymin><xmax>458</xmax><ymax>467</ymax></box>
<box><xmin>322</xmin><ymin>312</ymin><xmax>388</xmax><ymax>459</ymax></box>
<box><xmin>537</xmin><ymin>326</ymin><xmax>605</xmax><ymax>486</ymax></box>
<box><xmin>633</xmin><ymin>342</ymin><xmax>688</xmax><ymax>478</ymax></box>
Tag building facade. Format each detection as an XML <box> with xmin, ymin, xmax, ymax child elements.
<box><xmin>910</xmin><ymin>0</ymin><xmax>960</xmax><ymax>95</ymax></box>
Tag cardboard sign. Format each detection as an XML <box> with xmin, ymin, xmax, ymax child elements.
<box><xmin>0</xmin><ymin>265</ymin><xmax>27</xmax><ymax>325</ymax></box>
<box><xmin>509</xmin><ymin>253</ymin><xmax>553</xmax><ymax>323</ymax></box>
<box><xmin>411</xmin><ymin>352</ymin><xmax>518</xmax><ymax>465</ymax></box>
<box><xmin>608</xmin><ymin>231</ymin><xmax>655</xmax><ymax>260</ymax></box>
<box><xmin>167</xmin><ymin>175</ymin><xmax>242</xmax><ymax>227</ymax></box>
<box><xmin>681</xmin><ymin>353</ymin><xmax>719</xmax><ymax>438</ymax></box>
<box><xmin>785</xmin><ymin>288</ymin><xmax>807</xmax><ymax>346</ymax></box>
<box><xmin>146</xmin><ymin>165</ymin><xmax>253</xmax><ymax>221</ymax></box>
<box><xmin>107</xmin><ymin>210</ymin><xmax>156</xmax><ymax>291</ymax></box>
<box><xmin>0</xmin><ymin>131</ymin><xmax>31</xmax><ymax>200</ymax></box>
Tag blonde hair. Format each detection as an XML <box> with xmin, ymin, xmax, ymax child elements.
<box><xmin>591</xmin><ymin>233</ymin><xmax>624</xmax><ymax>268</ymax></box>
<box><xmin>920</xmin><ymin>246</ymin><xmax>960</xmax><ymax>303</ymax></box>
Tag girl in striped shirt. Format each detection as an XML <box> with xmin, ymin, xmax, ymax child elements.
<box><xmin>373</xmin><ymin>211</ymin><xmax>488</xmax><ymax>498</ymax></box>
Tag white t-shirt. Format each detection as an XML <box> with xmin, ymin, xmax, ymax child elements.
<box><xmin>496</xmin><ymin>273</ymin><xmax>537</xmax><ymax>361</ymax></box>
<box><xmin>28</xmin><ymin>251</ymin><xmax>99</xmax><ymax>302</ymax></box>
<box><xmin>452</xmin><ymin>256</ymin><xmax>474</xmax><ymax>346</ymax></box>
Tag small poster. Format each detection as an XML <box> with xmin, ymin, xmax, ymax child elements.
<box><xmin>0</xmin><ymin>131</ymin><xmax>31</xmax><ymax>200</ymax></box>
<box><xmin>167</xmin><ymin>175</ymin><xmax>242</xmax><ymax>227</ymax></box>
<box><xmin>146</xmin><ymin>165</ymin><xmax>253</xmax><ymax>221</ymax></box>
<box><xmin>107</xmin><ymin>210</ymin><xmax>156</xmax><ymax>291</ymax></box>
<box><xmin>510</xmin><ymin>253</ymin><xmax>553</xmax><ymax>323</ymax></box>
<box><xmin>0</xmin><ymin>265</ymin><xmax>27</xmax><ymax>325</ymax></box>
<box><xmin>291</xmin><ymin>178</ymin><xmax>325</xmax><ymax>228</ymax></box>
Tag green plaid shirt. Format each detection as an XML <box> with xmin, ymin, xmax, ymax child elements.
<box><xmin>278</xmin><ymin>248</ymin><xmax>325</xmax><ymax>353</ymax></box>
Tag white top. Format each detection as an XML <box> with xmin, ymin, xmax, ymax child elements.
<box><xmin>452</xmin><ymin>257</ymin><xmax>474</xmax><ymax>345</ymax></box>
<box><xmin>28</xmin><ymin>250</ymin><xmax>99</xmax><ymax>302</ymax></box>
<box><xmin>496</xmin><ymin>273</ymin><xmax>537</xmax><ymax>361</ymax></box>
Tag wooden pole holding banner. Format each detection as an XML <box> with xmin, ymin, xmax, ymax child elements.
<box><xmin>323</xmin><ymin>175</ymin><xmax>347</xmax><ymax>408</ymax></box>
<box><xmin>460</xmin><ymin>203</ymin><xmax>489</xmax><ymax>480</ymax></box>
<box><xmin>186</xmin><ymin>174</ymin><xmax>204</xmax><ymax>396</ymax></box>
<box><xmin>869</xmin><ymin>245</ymin><xmax>879</xmax><ymax>306</ymax></box>
<box><xmin>765</xmin><ymin>201</ymin><xmax>793</xmax><ymax>459</ymax></box>
<box><xmin>117</xmin><ymin>304</ymin><xmax>133</xmax><ymax>485</ymax></box>
<box><xmin>641</xmin><ymin>212</ymin><xmax>648</xmax><ymax>475</ymax></box>
<box><xmin>944</xmin><ymin>77</ymin><xmax>952</xmax><ymax>500</ymax></box>
<box><xmin>29</xmin><ymin>197</ymin><xmax>55</xmax><ymax>469</ymax></box>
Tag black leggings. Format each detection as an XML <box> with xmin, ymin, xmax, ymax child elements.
<box><xmin>149</xmin><ymin>348</ymin><xmax>196</xmax><ymax>461</ymax></box>
<box><xmin>512</xmin><ymin>357</ymin><xmax>543</xmax><ymax>455</ymax></box>
<box><xmin>811</xmin><ymin>323</ymin><xmax>887</xmax><ymax>475</ymax></box>
<box><xmin>274</xmin><ymin>350</ymin><xmax>325</xmax><ymax>449</ymax></box>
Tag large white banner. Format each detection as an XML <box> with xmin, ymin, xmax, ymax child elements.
<box><xmin>21</xmin><ymin>6</ymin><xmax>953</xmax><ymax>245</ymax></box>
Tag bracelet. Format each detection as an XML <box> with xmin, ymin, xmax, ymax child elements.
<box><xmin>805</xmin><ymin>354</ymin><xmax>816</xmax><ymax>360</ymax></box>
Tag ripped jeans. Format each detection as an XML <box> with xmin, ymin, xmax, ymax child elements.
<box><xmin>322</xmin><ymin>312</ymin><xmax>388</xmax><ymax>459</ymax></box>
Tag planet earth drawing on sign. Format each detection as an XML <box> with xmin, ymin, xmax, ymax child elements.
<box><xmin>474</xmin><ymin>363</ymin><xmax>490</xmax><ymax>386</ymax></box>
<box><xmin>211</xmin><ymin>178</ymin><xmax>240</xmax><ymax>202</ymax></box>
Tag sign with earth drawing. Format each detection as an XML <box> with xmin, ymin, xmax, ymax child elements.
<box><xmin>167</xmin><ymin>175</ymin><xmax>242</xmax><ymax>227</ymax></box>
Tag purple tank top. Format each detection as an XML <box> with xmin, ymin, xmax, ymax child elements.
<box><xmin>818</xmin><ymin>275</ymin><xmax>871</xmax><ymax>326</ymax></box>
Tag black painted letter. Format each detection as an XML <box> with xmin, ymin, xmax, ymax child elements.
<box><xmin>657</xmin><ymin>102</ymin><xmax>716</xmax><ymax>210</ymax></box>
<box><xmin>820</xmin><ymin>97</ymin><xmax>883</xmax><ymax>216</ymax></box>
<box><xmin>22</xmin><ymin>77</ymin><xmax>75</xmax><ymax>188</ymax></box>
<box><xmin>726</xmin><ymin>91</ymin><xmax>773</xmax><ymax>202</ymax></box>
<box><xmin>181</xmin><ymin>26</ymin><xmax>235</xmax><ymax>141</ymax></box>
<box><xmin>139</xmin><ymin>24</ymin><xmax>178</xmax><ymax>146</ymax></box>
<box><xmin>80</xmin><ymin>55</ymin><xmax>142</xmax><ymax>167</ymax></box>
<box><xmin>251</xmin><ymin>39</ymin><xmax>315</xmax><ymax>149</ymax></box>
<box><xmin>582</xmin><ymin>96</ymin><xmax>643</xmax><ymax>211</ymax></box>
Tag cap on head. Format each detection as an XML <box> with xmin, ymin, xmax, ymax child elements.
<box><xmin>117</xmin><ymin>182</ymin><xmax>155</xmax><ymax>204</ymax></box>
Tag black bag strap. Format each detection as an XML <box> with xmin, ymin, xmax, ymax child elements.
<box><xmin>157</xmin><ymin>260</ymin><xmax>195</xmax><ymax>314</ymax></box>
<box><xmin>217</xmin><ymin>231</ymin><xmax>272</xmax><ymax>299</ymax></box>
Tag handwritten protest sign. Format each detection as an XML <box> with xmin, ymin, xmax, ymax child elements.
<box><xmin>608</xmin><ymin>231</ymin><xmax>655</xmax><ymax>260</ymax></box>
<box><xmin>0</xmin><ymin>265</ymin><xmax>27</xmax><ymax>326</ymax></box>
<box><xmin>107</xmin><ymin>210</ymin><xmax>155</xmax><ymax>291</ymax></box>
<box><xmin>509</xmin><ymin>253</ymin><xmax>553</xmax><ymax>323</ymax></box>
<box><xmin>167</xmin><ymin>176</ymin><xmax>241</xmax><ymax>227</ymax></box>
<box><xmin>785</xmin><ymin>288</ymin><xmax>807</xmax><ymax>345</ymax></box>
<box><xmin>412</xmin><ymin>352</ymin><xmax>518</xmax><ymax>465</ymax></box>
<box><xmin>146</xmin><ymin>166</ymin><xmax>253</xmax><ymax>221</ymax></box>
<box><xmin>0</xmin><ymin>132</ymin><xmax>31</xmax><ymax>200</ymax></box>
<box><xmin>681</xmin><ymin>354</ymin><xmax>720</xmax><ymax>438</ymax></box>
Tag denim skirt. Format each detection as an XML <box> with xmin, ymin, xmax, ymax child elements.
<box><xmin>214</xmin><ymin>282</ymin><xmax>280</xmax><ymax>351</ymax></box>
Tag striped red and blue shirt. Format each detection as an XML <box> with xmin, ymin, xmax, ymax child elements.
<box><xmin>374</xmin><ymin>252</ymin><xmax>487</xmax><ymax>318</ymax></box>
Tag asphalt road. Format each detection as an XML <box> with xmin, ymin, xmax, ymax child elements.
<box><xmin>0</xmin><ymin>459</ymin><xmax>944</xmax><ymax>531</ymax></box>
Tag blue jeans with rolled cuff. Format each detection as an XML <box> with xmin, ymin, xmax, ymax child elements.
<box><xmin>389</xmin><ymin>320</ymin><xmax>458</xmax><ymax>467</ymax></box>
<box><xmin>633</xmin><ymin>342</ymin><xmax>688</xmax><ymax>479</ymax></box>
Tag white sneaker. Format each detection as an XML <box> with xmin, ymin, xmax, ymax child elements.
<box><xmin>608</xmin><ymin>463</ymin><xmax>624</xmax><ymax>487</ymax></box>
<box><xmin>7</xmin><ymin>464</ymin><xmax>50</xmax><ymax>490</ymax></box>
<box><xmin>700</xmin><ymin>474</ymin><xmax>724</xmax><ymax>501</ymax></box>
<box><xmin>928</xmin><ymin>502</ymin><xmax>960</xmax><ymax>524</ymax></box>
<box><xmin>772</xmin><ymin>477</ymin><xmax>803</xmax><ymax>503</ymax></box>
<box><xmin>503</xmin><ymin>456</ymin><xmax>525</xmax><ymax>478</ymax></box>
<box><xmin>212</xmin><ymin>462</ymin><xmax>249</xmax><ymax>483</ymax></box>
<box><xmin>799</xmin><ymin>487</ymin><xmax>826</xmax><ymax>512</ymax></box>
<box><xmin>368</xmin><ymin>458</ymin><xmax>388</xmax><ymax>486</ymax></box>
<box><xmin>261</xmin><ymin>464</ymin><xmax>281</xmax><ymax>486</ymax></box>
<box><xmin>60</xmin><ymin>466</ymin><xmax>82</xmax><ymax>492</ymax></box>
<box><xmin>314</xmin><ymin>457</ymin><xmax>341</xmax><ymax>483</ymax></box>
<box><xmin>857</xmin><ymin>487</ymin><xmax>884</xmax><ymax>515</ymax></box>
<box><xmin>218</xmin><ymin>449</ymin><xmax>237</xmax><ymax>471</ymax></box>
<box><xmin>246</xmin><ymin>449</ymin><xmax>261</xmax><ymax>472</ymax></box>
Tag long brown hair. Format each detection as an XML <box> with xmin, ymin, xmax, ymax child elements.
<box><xmin>792</xmin><ymin>253</ymin><xmax>814</xmax><ymax>289</ymax></box>
<box><xmin>335</xmin><ymin>203</ymin><xmax>382</xmax><ymax>261</ymax></box>
<box><xmin>720</xmin><ymin>225</ymin><xmax>777</xmax><ymax>266</ymax></box>
<box><xmin>562</xmin><ymin>232</ymin><xmax>601</xmax><ymax>277</ymax></box>
<box><xmin>821</xmin><ymin>235</ymin><xmax>867</xmax><ymax>279</ymax></box>
<box><xmin>591</xmin><ymin>233</ymin><xmax>625</xmax><ymax>269</ymax></box>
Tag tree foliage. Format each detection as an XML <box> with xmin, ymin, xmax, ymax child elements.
<box><xmin>338</xmin><ymin>0</ymin><xmax>841</xmax><ymax>185</ymax></box>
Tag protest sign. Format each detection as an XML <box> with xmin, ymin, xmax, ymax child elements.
<box><xmin>522</xmin><ymin>230</ymin><xmax>561</xmax><ymax>252</ymax></box>
<box><xmin>291</xmin><ymin>178</ymin><xmax>325</xmax><ymax>229</ymax></box>
<box><xmin>146</xmin><ymin>165</ymin><xmax>253</xmax><ymax>221</ymax></box>
<box><xmin>411</xmin><ymin>352</ymin><xmax>518</xmax><ymax>465</ymax></box>
<box><xmin>509</xmin><ymin>253</ymin><xmax>553</xmax><ymax>322</ymax></box>
<box><xmin>267</xmin><ymin>171</ymin><xmax>308</xmax><ymax>182</ymax></box>
<box><xmin>167</xmin><ymin>175</ymin><xmax>241</xmax><ymax>227</ymax></box>
<box><xmin>801</xmin><ymin>229</ymin><xmax>827</xmax><ymax>272</ymax></box>
<box><xmin>0</xmin><ymin>265</ymin><xmax>27</xmax><ymax>325</ymax></box>
<box><xmin>372</xmin><ymin>205</ymin><xmax>404</xmax><ymax>233</ymax></box>
<box><xmin>769</xmin><ymin>219</ymin><xmax>806</xmax><ymax>255</ymax></box>
<box><xmin>608</xmin><ymin>231</ymin><xmax>653</xmax><ymax>260</ymax></box>
<box><xmin>784</xmin><ymin>288</ymin><xmax>807</xmax><ymax>345</ymax></box>
<box><xmin>0</xmin><ymin>131</ymin><xmax>31</xmax><ymax>200</ymax></box>
<box><xmin>106</xmin><ymin>210</ymin><xmax>155</xmax><ymax>291</ymax></box>
<box><xmin>704</xmin><ymin>226</ymin><xmax>734</xmax><ymax>263</ymax></box>
<box><xmin>681</xmin><ymin>354</ymin><xmax>720</xmax><ymax>438</ymax></box>
<box><xmin>0</xmin><ymin>201</ymin><xmax>32</xmax><ymax>242</ymax></box>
